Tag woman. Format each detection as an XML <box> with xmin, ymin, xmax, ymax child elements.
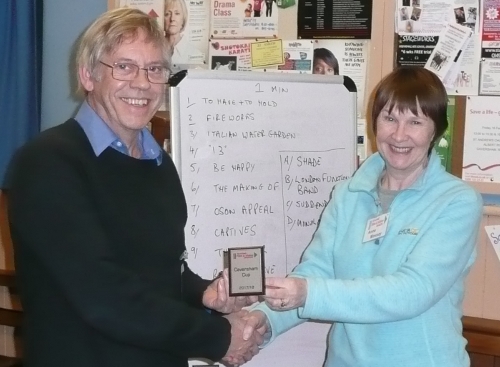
<box><xmin>244</xmin><ymin>67</ymin><xmax>483</xmax><ymax>367</ymax></box>
<box><xmin>244</xmin><ymin>3</ymin><xmax>252</xmax><ymax>17</ymax></box>
<box><xmin>164</xmin><ymin>0</ymin><xmax>203</xmax><ymax>69</ymax></box>
<box><xmin>313</xmin><ymin>48</ymin><xmax>339</xmax><ymax>75</ymax></box>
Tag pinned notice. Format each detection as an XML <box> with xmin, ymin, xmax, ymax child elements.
<box><xmin>485</xmin><ymin>225</ymin><xmax>500</xmax><ymax>263</ymax></box>
<box><xmin>251</xmin><ymin>39</ymin><xmax>284</xmax><ymax>68</ymax></box>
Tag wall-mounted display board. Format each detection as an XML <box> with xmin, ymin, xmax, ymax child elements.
<box><xmin>170</xmin><ymin>70</ymin><xmax>357</xmax><ymax>367</ymax></box>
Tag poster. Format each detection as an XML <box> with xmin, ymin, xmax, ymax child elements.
<box><xmin>480</xmin><ymin>0</ymin><xmax>500</xmax><ymax>95</ymax></box>
<box><xmin>397</xmin><ymin>0</ymin><xmax>450</xmax><ymax>36</ymax></box>
<box><xmin>210</xmin><ymin>0</ymin><xmax>278</xmax><ymax>38</ymax></box>
<box><xmin>165</xmin><ymin>0</ymin><xmax>210</xmax><ymax>71</ymax></box>
<box><xmin>396</xmin><ymin>0</ymin><xmax>477</xmax><ymax>35</ymax></box>
<box><xmin>250</xmin><ymin>39</ymin><xmax>284</xmax><ymax>68</ymax></box>
<box><xmin>482</xmin><ymin>0</ymin><xmax>500</xmax><ymax>43</ymax></box>
<box><xmin>121</xmin><ymin>0</ymin><xmax>210</xmax><ymax>71</ymax></box>
<box><xmin>395</xmin><ymin>0</ymin><xmax>480</xmax><ymax>95</ymax></box>
<box><xmin>462</xmin><ymin>96</ymin><xmax>500</xmax><ymax>183</ymax></box>
<box><xmin>396</xmin><ymin>34</ymin><xmax>439</xmax><ymax>67</ymax></box>
<box><xmin>424</xmin><ymin>22</ymin><xmax>471</xmax><ymax>80</ymax></box>
<box><xmin>119</xmin><ymin>0</ymin><xmax>163</xmax><ymax>27</ymax></box>
<box><xmin>484</xmin><ymin>225</ymin><xmax>500</xmax><ymax>264</ymax></box>
<box><xmin>256</xmin><ymin>40</ymin><xmax>314</xmax><ymax>73</ymax></box>
<box><xmin>443</xmin><ymin>34</ymin><xmax>480</xmax><ymax>95</ymax></box>
<box><xmin>208</xmin><ymin>39</ymin><xmax>253</xmax><ymax>71</ymax></box>
<box><xmin>297</xmin><ymin>0</ymin><xmax>372</xmax><ymax>39</ymax></box>
<box><xmin>480</xmin><ymin>58</ymin><xmax>500</xmax><ymax>95</ymax></box>
<box><xmin>313</xmin><ymin>40</ymin><xmax>369</xmax><ymax>118</ymax></box>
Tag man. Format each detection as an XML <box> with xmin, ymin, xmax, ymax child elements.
<box><xmin>6</xmin><ymin>8</ymin><xmax>263</xmax><ymax>367</ymax></box>
<box><xmin>264</xmin><ymin>0</ymin><xmax>275</xmax><ymax>17</ymax></box>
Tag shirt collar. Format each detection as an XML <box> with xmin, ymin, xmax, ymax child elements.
<box><xmin>74</xmin><ymin>100</ymin><xmax>163</xmax><ymax>165</ymax></box>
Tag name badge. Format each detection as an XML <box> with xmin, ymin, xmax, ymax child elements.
<box><xmin>362</xmin><ymin>213</ymin><xmax>389</xmax><ymax>243</ymax></box>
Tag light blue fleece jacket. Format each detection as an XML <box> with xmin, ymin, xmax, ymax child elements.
<box><xmin>256</xmin><ymin>150</ymin><xmax>483</xmax><ymax>367</ymax></box>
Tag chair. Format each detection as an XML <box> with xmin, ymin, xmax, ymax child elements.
<box><xmin>0</xmin><ymin>269</ymin><xmax>22</xmax><ymax>367</ymax></box>
<box><xmin>463</xmin><ymin>316</ymin><xmax>500</xmax><ymax>367</ymax></box>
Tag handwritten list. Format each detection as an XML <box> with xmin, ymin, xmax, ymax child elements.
<box><xmin>173</xmin><ymin>71</ymin><xmax>356</xmax><ymax>282</ymax></box>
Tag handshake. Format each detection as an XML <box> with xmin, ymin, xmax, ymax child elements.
<box><xmin>202</xmin><ymin>269</ymin><xmax>268</xmax><ymax>366</ymax></box>
<box><xmin>203</xmin><ymin>270</ymin><xmax>307</xmax><ymax>366</ymax></box>
<box><xmin>222</xmin><ymin>309</ymin><xmax>268</xmax><ymax>366</ymax></box>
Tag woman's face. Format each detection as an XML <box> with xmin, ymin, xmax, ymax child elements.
<box><xmin>164</xmin><ymin>1</ymin><xmax>184</xmax><ymax>36</ymax></box>
<box><xmin>313</xmin><ymin>59</ymin><xmax>335</xmax><ymax>75</ymax></box>
<box><xmin>376</xmin><ymin>103</ymin><xmax>435</xmax><ymax>177</ymax></box>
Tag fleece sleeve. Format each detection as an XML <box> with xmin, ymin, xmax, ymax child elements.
<box><xmin>297</xmin><ymin>188</ymin><xmax>483</xmax><ymax>323</ymax></box>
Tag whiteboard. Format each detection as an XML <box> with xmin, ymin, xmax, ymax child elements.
<box><xmin>170</xmin><ymin>70</ymin><xmax>356</xmax><ymax>367</ymax></box>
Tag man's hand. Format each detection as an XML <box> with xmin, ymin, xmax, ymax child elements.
<box><xmin>203</xmin><ymin>269</ymin><xmax>258</xmax><ymax>314</ymax></box>
<box><xmin>222</xmin><ymin>310</ymin><xmax>263</xmax><ymax>366</ymax></box>
<box><xmin>243</xmin><ymin>310</ymin><xmax>269</xmax><ymax>341</ymax></box>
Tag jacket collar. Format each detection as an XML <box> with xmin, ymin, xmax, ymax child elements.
<box><xmin>349</xmin><ymin>150</ymin><xmax>444</xmax><ymax>193</ymax></box>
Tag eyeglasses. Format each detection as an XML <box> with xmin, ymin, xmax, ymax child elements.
<box><xmin>99</xmin><ymin>61</ymin><xmax>170</xmax><ymax>84</ymax></box>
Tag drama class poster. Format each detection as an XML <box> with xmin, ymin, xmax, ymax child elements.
<box><xmin>209</xmin><ymin>39</ymin><xmax>253</xmax><ymax>71</ymax></box>
<box><xmin>210</xmin><ymin>0</ymin><xmax>278</xmax><ymax>38</ymax></box>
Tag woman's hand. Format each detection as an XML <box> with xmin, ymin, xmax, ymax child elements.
<box><xmin>264</xmin><ymin>277</ymin><xmax>308</xmax><ymax>311</ymax></box>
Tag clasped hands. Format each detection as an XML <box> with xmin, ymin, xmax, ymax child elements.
<box><xmin>202</xmin><ymin>269</ymin><xmax>262</xmax><ymax>365</ymax></box>
<box><xmin>203</xmin><ymin>271</ymin><xmax>307</xmax><ymax>366</ymax></box>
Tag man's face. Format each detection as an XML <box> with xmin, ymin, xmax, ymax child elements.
<box><xmin>81</xmin><ymin>29</ymin><xmax>165</xmax><ymax>140</ymax></box>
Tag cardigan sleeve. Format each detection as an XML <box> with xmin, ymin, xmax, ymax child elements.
<box><xmin>6</xmin><ymin>141</ymin><xmax>231</xmax><ymax>360</ymax></box>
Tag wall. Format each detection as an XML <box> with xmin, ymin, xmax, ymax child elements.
<box><xmin>41</xmin><ymin>0</ymin><xmax>107</xmax><ymax>130</ymax></box>
<box><xmin>464</xmin><ymin>207</ymin><xmax>500</xmax><ymax>319</ymax></box>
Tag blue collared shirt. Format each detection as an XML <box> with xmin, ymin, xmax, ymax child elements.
<box><xmin>74</xmin><ymin>100</ymin><xmax>163</xmax><ymax>165</ymax></box>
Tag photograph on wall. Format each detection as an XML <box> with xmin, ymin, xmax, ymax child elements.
<box><xmin>462</xmin><ymin>96</ymin><xmax>500</xmax><ymax>183</ymax></box>
<box><xmin>208</xmin><ymin>39</ymin><xmax>253</xmax><ymax>71</ymax></box>
<box><xmin>313</xmin><ymin>40</ymin><xmax>369</xmax><ymax>118</ymax></box>
<box><xmin>210</xmin><ymin>0</ymin><xmax>278</xmax><ymax>38</ymax></box>
<box><xmin>297</xmin><ymin>0</ymin><xmax>372</xmax><ymax>39</ymax></box>
<box><xmin>164</xmin><ymin>0</ymin><xmax>210</xmax><ymax>71</ymax></box>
